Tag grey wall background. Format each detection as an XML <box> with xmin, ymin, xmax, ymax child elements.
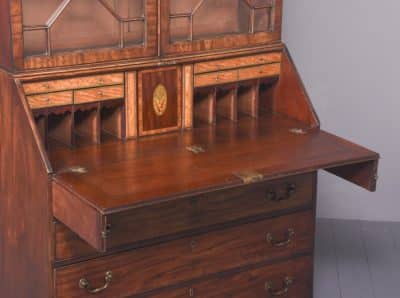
<box><xmin>282</xmin><ymin>1</ymin><xmax>399</xmax><ymax>221</ymax></box>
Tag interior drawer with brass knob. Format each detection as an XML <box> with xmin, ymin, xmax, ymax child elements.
<box><xmin>27</xmin><ymin>91</ymin><xmax>73</xmax><ymax>109</ymax></box>
<box><xmin>74</xmin><ymin>85</ymin><xmax>125</xmax><ymax>104</ymax></box>
<box><xmin>54</xmin><ymin>212</ymin><xmax>314</xmax><ymax>297</ymax></box>
<box><xmin>52</xmin><ymin>172</ymin><xmax>315</xmax><ymax>254</ymax></box>
<box><xmin>23</xmin><ymin>73</ymin><xmax>124</xmax><ymax>95</ymax></box>
<box><xmin>194</xmin><ymin>69</ymin><xmax>239</xmax><ymax>88</ymax></box>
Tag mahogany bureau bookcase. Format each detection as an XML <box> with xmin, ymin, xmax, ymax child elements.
<box><xmin>0</xmin><ymin>1</ymin><xmax>379</xmax><ymax>297</ymax></box>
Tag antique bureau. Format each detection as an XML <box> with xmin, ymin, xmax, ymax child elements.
<box><xmin>0</xmin><ymin>1</ymin><xmax>379</xmax><ymax>297</ymax></box>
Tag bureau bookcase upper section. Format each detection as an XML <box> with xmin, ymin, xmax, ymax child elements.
<box><xmin>0</xmin><ymin>0</ymin><xmax>282</xmax><ymax>70</ymax></box>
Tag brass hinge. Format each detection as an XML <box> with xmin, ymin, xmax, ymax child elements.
<box><xmin>186</xmin><ymin>145</ymin><xmax>205</xmax><ymax>154</ymax></box>
<box><xmin>234</xmin><ymin>171</ymin><xmax>264</xmax><ymax>184</ymax></box>
<box><xmin>61</xmin><ymin>166</ymin><xmax>88</xmax><ymax>174</ymax></box>
<box><xmin>289</xmin><ymin>128</ymin><xmax>308</xmax><ymax>135</ymax></box>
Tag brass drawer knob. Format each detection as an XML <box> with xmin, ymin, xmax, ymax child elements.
<box><xmin>266</xmin><ymin>228</ymin><xmax>295</xmax><ymax>247</ymax></box>
<box><xmin>79</xmin><ymin>271</ymin><xmax>113</xmax><ymax>294</ymax></box>
<box><xmin>266</xmin><ymin>184</ymin><xmax>296</xmax><ymax>201</ymax></box>
<box><xmin>265</xmin><ymin>276</ymin><xmax>294</xmax><ymax>296</ymax></box>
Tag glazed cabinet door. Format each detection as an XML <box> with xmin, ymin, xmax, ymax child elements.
<box><xmin>160</xmin><ymin>0</ymin><xmax>283</xmax><ymax>56</ymax></box>
<box><xmin>16</xmin><ymin>0</ymin><xmax>157</xmax><ymax>69</ymax></box>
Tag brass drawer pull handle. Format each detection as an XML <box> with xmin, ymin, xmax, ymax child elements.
<box><xmin>265</xmin><ymin>277</ymin><xmax>294</xmax><ymax>296</ymax></box>
<box><xmin>266</xmin><ymin>184</ymin><xmax>296</xmax><ymax>201</ymax></box>
<box><xmin>266</xmin><ymin>228</ymin><xmax>295</xmax><ymax>247</ymax></box>
<box><xmin>79</xmin><ymin>271</ymin><xmax>113</xmax><ymax>294</ymax></box>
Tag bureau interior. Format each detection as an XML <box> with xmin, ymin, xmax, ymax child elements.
<box><xmin>22</xmin><ymin>51</ymin><xmax>288</xmax><ymax>153</ymax></box>
<box><xmin>193</xmin><ymin>77</ymin><xmax>278</xmax><ymax>126</ymax></box>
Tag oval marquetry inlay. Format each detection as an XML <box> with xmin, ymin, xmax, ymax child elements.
<box><xmin>152</xmin><ymin>84</ymin><xmax>168</xmax><ymax>116</ymax></box>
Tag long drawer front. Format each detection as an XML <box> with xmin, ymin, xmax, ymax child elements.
<box><xmin>53</xmin><ymin>173</ymin><xmax>315</xmax><ymax>255</ymax></box>
<box><xmin>54</xmin><ymin>212</ymin><xmax>314</xmax><ymax>297</ymax></box>
<box><xmin>143</xmin><ymin>256</ymin><xmax>313</xmax><ymax>298</ymax></box>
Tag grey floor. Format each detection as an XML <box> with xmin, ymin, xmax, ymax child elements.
<box><xmin>314</xmin><ymin>219</ymin><xmax>400</xmax><ymax>298</ymax></box>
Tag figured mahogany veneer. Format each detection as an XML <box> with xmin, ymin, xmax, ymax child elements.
<box><xmin>142</xmin><ymin>256</ymin><xmax>313</xmax><ymax>298</ymax></box>
<box><xmin>54</xmin><ymin>212</ymin><xmax>314</xmax><ymax>297</ymax></box>
<box><xmin>0</xmin><ymin>1</ymin><xmax>380</xmax><ymax>297</ymax></box>
<box><xmin>27</xmin><ymin>91</ymin><xmax>73</xmax><ymax>109</ymax></box>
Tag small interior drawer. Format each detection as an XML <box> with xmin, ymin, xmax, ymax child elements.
<box><xmin>194</xmin><ymin>69</ymin><xmax>239</xmax><ymax>88</ymax></box>
<box><xmin>194</xmin><ymin>52</ymin><xmax>282</xmax><ymax>74</ymax></box>
<box><xmin>54</xmin><ymin>212</ymin><xmax>314</xmax><ymax>297</ymax></box>
<box><xmin>74</xmin><ymin>85</ymin><xmax>125</xmax><ymax>104</ymax></box>
<box><xmin>52</xmin><ymin>173</ymin><xmax>315</xmax><ymax>253</ymax></box>
<box><xmin>238</xmin><ymin>63</ymin><xmax>281</xmax><ymax>81</ymax></box>
<box><xmin>23</xmin><ymin>73</ymin><xmax>124</xmax><ymax>95</ymax></box>
<box><xmin>27</xmin><ymin>91</ymin><xmax>73</xmax><ymax>109</ymax></box>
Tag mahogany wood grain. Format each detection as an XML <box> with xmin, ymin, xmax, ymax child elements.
<box><xmin>8</xmin><ymin>0</ymin><xmax>24</xmax><ymax>69</ymax></box>
<box><xmin>237</xmin><ymin>80</ymin><xmax>260</xmax><ymax>118</ymax></box>
<box><xmin>194</xmin><ymin>52</ymin><xmax>282</xmax><ymax>74</ymax></box>
<box><xmin>194</xmin><ymin>69</ymin><xmax>238</xmax><ymax>88</ymax></box>
<box><xmin>104</xmin><ymin>173</ymin><xmax>314</xmax><ymax>251</ymax></box>
<box><xmin>183</xmin><ymin>64</ymin><xmax>194</xmax><ymax>128</ymax></box>
<box><xmin>12</xmin><ymin>0</ymin><xmax>158</xmax><ymax>70</ymax></box>
<box><xmin>54</xmin><ymin>205</ymin><xmax>314</xmax><ymax>264</ymax></box>
<box><xmin>125</xmin><ymin>72</ymin><xmax>138</xmax><ymax>138</ymax></box>
<box><xmin>138</xmin><ymin>67</ymin><xmax>182</xmax><ymax>136</ymax></box>
<box><xmin>14</xmin><ymin>45</ymin><xmax>284</xmax><ymax>82</ymax></box>
<box><xmin>101</xmin><ymin>100</ymin><xmax>125</xmax><ymax>140</ymax></box>
<box><xmin>194</xmin><ymin>88</ymin><xmax>216</xmax><ymax>125</ymax></box>
<box><xmin>74</xmin><ymin>104</ymin><xmax>101</xmax><ymax>145</ymax></box>
<box><xmin>53</xmin><ymin>182</ymin><xmax>105</xmax><ymax>251</ymax></box>
<box><xmin>0</xmin><ymin>70</ymin><xmax>52</xmax><ymax>297</ymax></box>
<box><xmin>27</xmin><ymin>91</ymin><xmax>73</xmax><ymax>109</ymax></box>
<box><xmin>272</xmin><ymin>47</ymin><xmax>320</xmax><ymax>127</ymax></box>
<box><xmin>54</xmin><ymin>172</ymin><xmax>314</xmax><ymax>252</ymax></box>
<box><xmin>238</xmin><ymin>63</ymin><xmax>281</xmax><ymax>81</ymax></box>
<box><xmin>54</xmin><ymin>212</ymin><xmax>314</xmax><ymax>297</ymax></box>
<box><xmin>23</xmin><ymin>73</ymin><xmax>125</xmax><ymax>95</ymax></box>
<box><xmin>216</xmin><ymin>86</ymin><xmax>238</xmax><ymax>121</ymax></box>
<box><xmin>48</xmin><ymin>109</ymin><xmax>73</xmax><ymax>147</ymax></box>
<box><xmin>326</xmin><ymin>159</ymin><xmax>379</xmax><ymax>192</ymax></box>
<box><xmin>50</xmin><ymin>114</ymin><xmax>378</xmax><ymax>213</ymax></box>
<box><xmin>0</xmin><ymin>0</ymin><xmax>13</xmax><ymax>70</ymax></box>
<box><xmin>74</xmin><ymin>85</ymin><xmax>125</xmax><ymax>104</ymax></box>
<box><xmin>142</xmin><ymin>256</ymin><xmax>313</xmax><ymax>298</ymax></box>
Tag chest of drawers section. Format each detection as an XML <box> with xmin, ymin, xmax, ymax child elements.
<box><xmin>53</xmin><ymin>172</ymin><xmax>316</xmax><ymax>297</ymax></box>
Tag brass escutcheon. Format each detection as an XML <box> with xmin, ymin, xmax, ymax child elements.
<box><xmin>234</xmin><ymin>171</ymin><xmax>264</xmax><ymax>184</ymax></box>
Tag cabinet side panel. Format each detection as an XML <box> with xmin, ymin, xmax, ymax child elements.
<box><xmin>0</xmin><ymin>71</ymin><xmax>52</xmax><ymax>298</ymax></box>
<box><xmin>0</xmin><ymin>0</ymin><xmax>13</xmax><ymax>70</ymax></box>
<box><xmin>272</xmin><ymin>46</ymin><xmax>320</xmax><ymax>128</ymax></box>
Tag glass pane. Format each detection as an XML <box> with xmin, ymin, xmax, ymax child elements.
<box><xmin>123</xmin><ymin>21</ymin><xmax>145</xmax><ymax>46</ymax></box>
<box><xmin>21</xmin><ymin>0</ymin><xmax>146</xmax><ymax>56</ymax></box>
<box><xmin>50</xmin><ymin>1</ymin><xmax>119</xmax><ymax>53</ymax></box>
<box><xmin>254</xmin><ymin>8</ymin><xmax>270</xmax><ymax>32</ymax></box>
<box><xmin>22</xmin><ymin>0</ymin><xmax>64</xmax><ymax>25</ymax></box>
<box><xmin>169</xmin><ymin>0</ymin><xmax>251</xmax><ymax>41</ymax></box>
<box><xmin>168</xmin><ymin>0</ymin><xmax>276</xmax><ymax>42</ymax></box>
<box><xmin>192</xmin><ymin>0</ymin><xmax>250</xmax><ymax>40</ymax></box>
<box><xmin>23</xmin><ymin>30</ymin><xmax>48</xmax><ymax>56</ymax></box>
<box><xmin>170</xmin><ymin>18</ymin><xmax>190</xmax><ymax>42</ymax></box>
<box><xmin>170</xmin><ymin>0</ymin><xmax>198</xmax><ymax>15</ymax></box>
